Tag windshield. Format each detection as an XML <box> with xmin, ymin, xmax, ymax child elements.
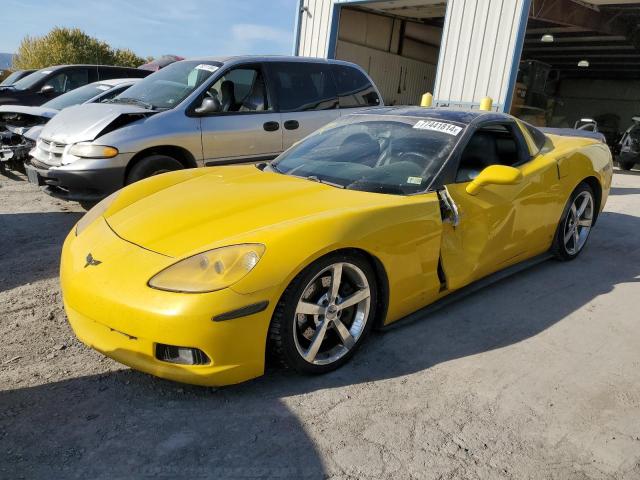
<box><xmin>272</xmin><ymin>116</ymin><xmax>465</xmax><ymax>195</ymax></box>
<box><xmin>108</xmin><ymin>60</ymin><xmax>220</xmax><ymax>110</ymax></box>
<box><xmin>11</xmin><ymin>67</ymin><xmax>53</xmax><ymax>91</ymax></box>
<box><xmin>1</xmin><ymin>71</ymin><xmax>30</xmax><ymax>86</ymax></box>
<box><xmin>42</xmin><ymin>83</ymin><xmax>112</xmax><ymax>110</ymax></box>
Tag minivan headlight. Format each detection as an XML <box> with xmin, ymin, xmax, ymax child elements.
<box><xmin>69</xmin><ymin>142</ymin><xmax>119</xmax><ymax>159</ymax></box>
<box><xmin>148</xmin><ymin>244</ymin><xmax>266</xmax><ymax>293</ymax></box>
<box><xmin>75</xmin><ymin>191</ymin><xmax>119</xmax><ymax>236</ymax></box>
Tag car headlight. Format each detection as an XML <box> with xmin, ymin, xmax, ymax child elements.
<box><xmin>75</xmin><ymin>191</ymin><xmax>119</xmax><ymax>236</ymax></box>
<box><xmin>148</xmin><ymin>244</ymin><xmax>266</xmax><ymax>293</ymax></box>
<box><xmin>68</xmin><ymin>142</ymin><xmax>119</xmax><ymax>159</ymax></box>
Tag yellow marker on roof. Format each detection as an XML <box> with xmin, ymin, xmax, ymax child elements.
<box><xmin>479</xmin><ymin>97</ymin><xmax>493</xmax><ymax>111</ymax></box>
<box><xmin>420</xmin><ymin>92</ymin><xmax>433</xmax><ymax>107</ymax></box>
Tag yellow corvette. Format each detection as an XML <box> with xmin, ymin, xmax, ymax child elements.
<box><xmin>60</xmin><ymin>108</ymin><xmax>613</xmax><ymax>386</ymax></box>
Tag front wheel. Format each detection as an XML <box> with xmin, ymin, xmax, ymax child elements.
<box><xmin>269</xmin><ymin>253</ymin><xmax>377</xmax><ymax>374</ymax></box>
<box><xmin>126</xmin><ymin>154</ymin><xmax>183</xmax><ymax>185</ymax></box>
<box><xmin>551</xmin><ymin>182</ymin><xmax>595</xmax><ymax>261</ymax></box>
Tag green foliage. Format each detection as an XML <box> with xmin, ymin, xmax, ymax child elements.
<box><xmin>12</xmin><ymin>27</ymin><xmax>145</xmax><ymax>69</ymax></box>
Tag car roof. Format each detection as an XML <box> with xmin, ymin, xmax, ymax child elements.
<box><xmin>178</xmin><ymin>55</ymin><xmax>367</xmax><ymax>68</ymax></box>
<box><xmin>92</xmin><ymin>78</ymin><xmax>141</xmax><ymax>87</ymax></box>
<box><xmin>346</xmin><ymin>106</ymin><xmax>511</xmax><ymax>126</ymax></box>
<box><xmin>35</xmin><ymin>65</ymin><xmax>143</xmax><ymax>71</ymax></box>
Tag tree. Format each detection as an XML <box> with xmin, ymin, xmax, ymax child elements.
<box><xmin>12</xmin><ymin>27</ymin><xmax>145</xmax><ymax>69</ymax></box>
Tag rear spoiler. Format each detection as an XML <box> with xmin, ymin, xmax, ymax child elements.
<box><xmin>539</xmin><ymin>127</ymin><xmax>606</xmax><ymax>143</ymax></box>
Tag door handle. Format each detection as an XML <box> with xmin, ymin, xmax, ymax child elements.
<box><xmin>284</xmin><ymin>120</ymin><xmax>299</xmax><ymax>130</ymax></box>
<box><xmin>263</xmin><ymin>121</ymin><xmax>280</xmax><ymax>132</ymax></box>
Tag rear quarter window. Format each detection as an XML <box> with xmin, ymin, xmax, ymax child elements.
<box><xmin>269</xmin><ymin>62</ymin><xmax>337</xmax><ymax>112</ymax></box>
<box><xmin>523</xmin><ymin>122</ymin><xmax>547</xmax><ymax>154</ymax></box>
<box><xmin>331</xmin><ymin>65</ymin><xmax>380</xmax><ymax>108</ymax></box>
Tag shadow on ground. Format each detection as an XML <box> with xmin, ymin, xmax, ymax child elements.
<box><xmin>0</xmin><ymin>212</ymin><xmax>82</xmax><ymax>291</ymax></box>
<box><xmin>1</xmin><ymin>211</ymin><xmax>639</xmax><ymax>478</ymax></box>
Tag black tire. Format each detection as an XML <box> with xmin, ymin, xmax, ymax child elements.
<box><xmin>126</xmin><ymin>154</ymin><xmax>184</xmax><ymax>185</ymax></box>
<box><xmin>551</xmin><ymin>182</ymin><xmax>595</xmax><ymax>261</ymax></box>
<box><xmin>79</xmin><ymin>200</ymin><xmax>97</xmax><ymax>210</ymax></box>
<box><xmin>620</xmin><ymin>161</ymin><xmax>634</xmax><ymax>171</ymax></box>
<box><xmin>268</xmin><ymin>252</ymin><xmax>378</xmax><ymax>375</ymax></box>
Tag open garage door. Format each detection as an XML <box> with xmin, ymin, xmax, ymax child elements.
<box><xmin>333</xmin><ymin>2</ymin><xmax>446</xmax><ymax>105</ymax></box>
<box><xmin>511</xmin><ymin>0</ymin><xmax>640</xmax><ymax>156</ymax></box>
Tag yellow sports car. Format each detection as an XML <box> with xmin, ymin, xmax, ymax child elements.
<box><xmin>60</xmin><ymin>108</ymin><xmax>613</xmax><ymax>386</ymax></box>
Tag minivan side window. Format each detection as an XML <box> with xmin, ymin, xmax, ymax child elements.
<box><xmin>45</xmin><ymin>69</ymin><xmax>89</xmax><ymax>93</ymax></box>
<box><xmin>331</xmin><ymin>65</ymin><xmax>380</xmax><ymax>108</ymax></box>
<box><xmin>207</xmin><ymin>66</ymin><xmax>271</xmax><ymax>113</ymax></box>
<box><xmin>269</xmin><ymin>62</ymin><xmax>337</xmax><ymax>112</ymax></box>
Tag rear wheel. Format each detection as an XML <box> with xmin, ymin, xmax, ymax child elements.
<box><xmin>620</xmin><ymin>161</ymin><xmax>634</xmax><ymax>171</ymax></box>
<box><xmin>126</xmin><ymin>154</ymin><xmax>183</xmax><ymax>185</ymax></box>
<box><xmin>551</xmin><ymin>182</ymin><xmax>595</xmax><ymax>261</ymax></box>
<box><xmin>269</xmin><ymin>252</ymin><xmax>377</xmax><ymax>374</ymax></box>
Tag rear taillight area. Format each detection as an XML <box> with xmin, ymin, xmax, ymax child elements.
<box><xmin>155</xmin><ymin>344</ymin><xmax>210</xmax><ymax>365</ymax></box>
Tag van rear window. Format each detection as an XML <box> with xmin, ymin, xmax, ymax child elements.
<box><xmin>331</xmin><ymin>65</ymin><xmax>380</xmax><ymax>108</ymax></box>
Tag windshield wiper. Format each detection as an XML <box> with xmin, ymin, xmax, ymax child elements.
<box><xmin>268</xmin><ymin>162</ymin><xmax>284</xmax><ymax>174</ymax></box>
<box><xmin>303</xmin><ymin>175</ymin><xmax>345</xmax><ymax>189</ymax></box>
<box><xmin>107</xmin><ymin>97</ymin><xmax>155</xmax><ymax>110</ymax></box>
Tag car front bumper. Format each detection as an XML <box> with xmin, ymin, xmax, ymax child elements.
<box><xmin>61</xmin><ymin>217</ymin><xmax>278</xmax><ymax>386</ymax></box>
<box><xmin>24</xmin><ymin>155</ymin><xmax>132</xmax><ymax>202</ymax></box>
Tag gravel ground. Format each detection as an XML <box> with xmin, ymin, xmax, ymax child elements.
<box><xmin>1</xmin><ymin>168</ymin><xmax>639</xmax><ymax>480</ymax></box>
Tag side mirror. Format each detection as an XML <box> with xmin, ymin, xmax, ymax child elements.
<box><xmin>40</xmin><ymin>85</ymin><xmax>55</xmax><ymax>95</ymax></box>
<box><xmin>194</xmin><ymin>96</ymin><xmax>221</xmax><ymax>115</ymax></box>
<box><xmin>466</xmin><ymin>165</ymin><xmax>523</xmax><ymax>195</ymax></box>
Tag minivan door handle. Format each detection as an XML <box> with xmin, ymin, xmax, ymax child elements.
<box><xmin>263</xmin><ymin>121</ymin><xmax>280</xmax><ymax>132</ymax></box>
<box><xmin>284</xmin><ymin>120</ymin><xmax>299</xmax><ymax>130</ymax></box>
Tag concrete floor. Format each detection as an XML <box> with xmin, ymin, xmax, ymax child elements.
<box><xmin>1</xmin><ymin>168</ymin><xmax>639</xmax><ymax>479</ymax></box>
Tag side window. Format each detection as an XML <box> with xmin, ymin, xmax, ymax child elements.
<box><xmin>331</xmin><ymin>65</ymin><xmax>380</xmax><ymax>108</ymax></box>
<box><xmin>207</xmin><ymin>66</ymin><xmax>270</xmax><ymax>113</ymax></box>
<box><xmin>97</xmin><ymin>85</ymin><xmax>127</xmax><ymax>103</ymax></box>
<box><xmin>455</xmin><ymin>124</ymin><xmax>529</xmax><ymax>183</ymax></box>
<box><xmin>98</xmin><ymin>67</ymin><xmax>122</xmax><ymax>80</ymax></box>
<box><xmin>45</xmin><ymin>69</ymin><xmax>89</xmax><ymax>93</ymax></box>
<box><xmin>269</xmin><ymin>62</ymin><xmax>337</xmax><ymax>112</ymax></box>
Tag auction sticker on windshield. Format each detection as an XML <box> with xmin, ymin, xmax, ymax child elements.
<box><xmin>413</xmin><ymin>120</ymin><xmax>462</xmax><ymax>136</ymax></box>
<box><xmin>196</xmin><ymin>64</ymin><xmax>218</xmax><ymax>73</ymax></box>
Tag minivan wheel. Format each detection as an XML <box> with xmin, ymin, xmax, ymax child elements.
<box><xmin>126</xmin><ymin>154</ymin><xmax>184</xmax><ymax>185</ymax></box>
<box><xmin>620</xmin><ymin>161</ymin><xmax>634</xmax><ymax>171</ymax></box>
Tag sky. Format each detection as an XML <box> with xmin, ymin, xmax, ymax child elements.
<box><xmin>0</xmin><ymin>0</ymin><xmax>299</xmax><ymax>58</ymax></box>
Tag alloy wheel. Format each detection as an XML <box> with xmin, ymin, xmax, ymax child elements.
<box><xmin>293</xmin><ymin>262</ymin><xmax>371</xmax><ymax>365</ymax></box>
<box><xmin>563</xmin><ymin>191</ymin><xmax>594</xmax><ymax>255</ymax></box>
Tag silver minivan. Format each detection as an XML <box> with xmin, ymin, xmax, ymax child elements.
<box><xmin>25</xmin><ymin>56</ymin><xmax>382</xmax><ymax>203</ymax></box>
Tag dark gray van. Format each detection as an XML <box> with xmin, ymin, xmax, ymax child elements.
<box><xmin>0</xmin><ymin>65</ymin><xmax>150</xmax><ymax>106</ymax></box>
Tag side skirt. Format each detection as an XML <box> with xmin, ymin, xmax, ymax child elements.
<box><xmin>381</xmin><ymin>252</ymin><xmax>553</xmax><ymax>331</ymax></box>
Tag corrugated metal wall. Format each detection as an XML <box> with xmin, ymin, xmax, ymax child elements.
<box><xmin>297</xmin><ymin>0</ymin><xmax>335</xmax><ymax>58</ymax></box>
<box><xmin>433</xmin><ymin>0</ymin><xmax>529</xmax><ymax>111</ymax></box>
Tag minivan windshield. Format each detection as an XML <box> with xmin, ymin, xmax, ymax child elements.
<box><xmin>43</xmin><ymin>83</ymin><xmax>114</xmax><ymax>110</ymax></box>
<box><xmin>271</xmin><ymin>115</ymin><xmax>465</xmax><ymax>195</ymax></box>
<box><xmin>108</xmin><ymin>61</ymin><xmax>220</xmax><ymax>110</ymax></box>
<box><xmin>11</xmin><ymin>68</ymin><xmax>52</xmax><ymax>91</ymax></box>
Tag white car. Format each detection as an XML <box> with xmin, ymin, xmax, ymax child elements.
<box><xmin>0</xmin><ymin>78</ymin><xmax>140</xmax><ymax>171</ymax></box>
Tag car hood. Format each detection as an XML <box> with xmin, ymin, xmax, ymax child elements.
<box><xmin>0</xmin><ymin>104</ymin><xmax>59</xmax><ymax>119</ymax></box>
<box><xmin>104</xmin><ymin>165</ymin><xmax>406</xmax><ymax>258</ymax></box>
<box><xmin>39</xmin><ymin>103</ymin><xmax>154</xmax><ymax>144</ymax></box>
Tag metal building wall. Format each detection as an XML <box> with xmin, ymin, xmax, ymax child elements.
<box><xmin>295</xmin><ymin>0</ymin><xmax>335</xmax><ymax>58</ymax></box>
<box><xmin>433</xmin><ymin>0</ymin><xmax>530</xmax><ymax>111</ymax></box>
